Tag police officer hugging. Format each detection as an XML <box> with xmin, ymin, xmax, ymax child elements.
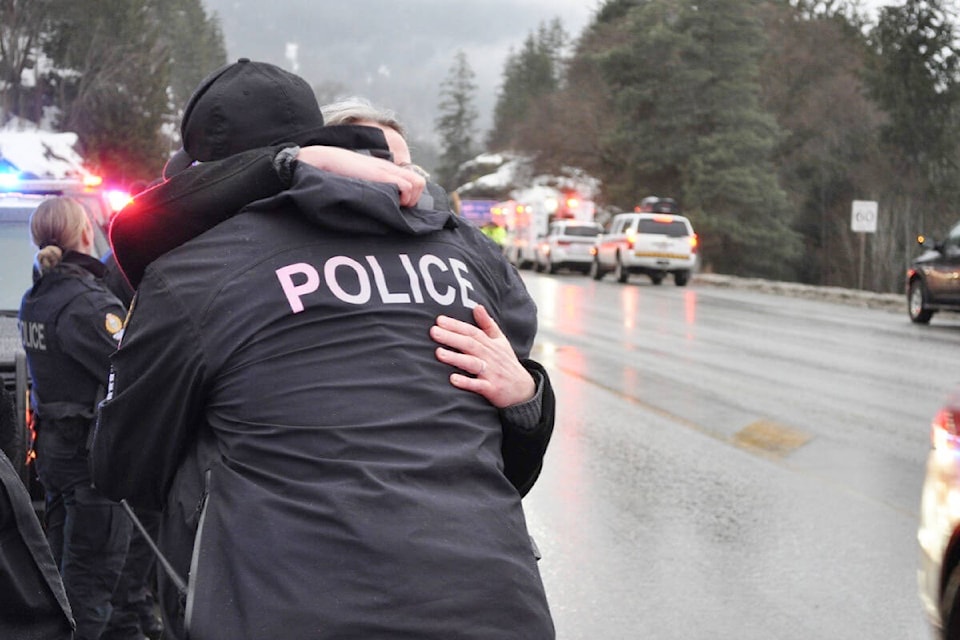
<box><xmin>93</xmin><ymin>59</ymin><xmax>551</xmax><ymax>639</ymax></box>
<box><xmin>100</xmin><ymin>177</ymin><xmax>548</xmax><ymax>640</ymax></box>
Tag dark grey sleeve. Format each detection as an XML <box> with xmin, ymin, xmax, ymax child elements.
<box><xmin>501</xmin><ymin>360</ymin><xmax>555</xmax><ymax>497</ymax></box>
<box><xmin>499</xmin><ymin>368</ymin><xmax>544</xmax><ymax>431</ymax></box>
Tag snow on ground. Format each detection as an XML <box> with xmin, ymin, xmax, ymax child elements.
<box><xmin>0</xmin><ymin>117</ymin><xmax>88</xmax><ymax>179</ymax></box>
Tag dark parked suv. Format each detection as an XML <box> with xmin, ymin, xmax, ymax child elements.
<box><xmin>907</xmin><ymin>221</ymin><xmax>960</xmax><ymax>324</ymax></box>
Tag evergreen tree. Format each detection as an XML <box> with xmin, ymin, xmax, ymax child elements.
<box><xmin>43</xmin><ymin>0</ymin><xmax>172</xmax><ymax>181</ymax></box>
<box><xmin>156</xmin><ymin>0</ymin><xmax>228</xmax><ymax>115</ymax></box>
<box><xmin>759</xmin><ymin>2</ymin><xmax>885</xmax><ymax>288</ymax></box>
<box><xmin>0</xmin><ymin>0</ymin><xmax>55</xmax><ymax>123</ymax></box>
<box><xmin>592</xmin><ymin>0</ymin><xmax>799</xmax><ymax>277</ymax></box>
<box><xmin>594</xmin><ymin>0</ymin><xmax>696</xmax><ymax>203</ymax></box>
<box><xmin>434</xmin><ymin>50</ymin><xmax>479</xmax><ymax>191</ymax></box>
<box><xmin>488</xmin><ymin>18</ymin><xmax>568</xmax><ymax>151</ymax></box>
<box><xmin>680</xmin><ymin>0</ymin><xmax>800</xmax><ymax>278</ymax></box>
<box><xmin>867</xmin><ymin>0</ymin><xmax>960</xmax><ymax>213</ymax></box>
<box><xmin>869</xmin><ymin>0</ymin><xmax>960</xmax><ymax>174</ymax></box>
<box><xmin>862</xmin><ymin>0</ymin><xmax>960</xmax><ymax>290</ymax></box>
<box><xmin>0</xmin><ymin>0</ymin><xmax>225</xmax><ymax>183</ymax></box>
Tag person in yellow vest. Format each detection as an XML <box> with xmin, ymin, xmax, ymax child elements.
<box><xmin>481</xmin><ymin>220</ymin><xmax>506</xmax><ymax>249</ymax></box>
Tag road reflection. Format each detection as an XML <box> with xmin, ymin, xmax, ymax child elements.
<box><xmin>684</xmin><ymin>289</ymin><xmax>697</xmax><ymax>333</ymax></box>
<box><xmin>621</xmin><ymin>284</ymin><xmax>639</xmax><ymax>330</ymax></box>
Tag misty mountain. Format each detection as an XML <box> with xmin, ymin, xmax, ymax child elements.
<box><xmin>200</xmin><ymin>0</ymin><xmax>594</xmax><ymax>157</ymax></box>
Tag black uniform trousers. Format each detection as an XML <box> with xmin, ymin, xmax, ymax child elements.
<box><xmin>36</xmin><ymin>423</ymin><xmax>132</xmax><ymax>640</ymax></box>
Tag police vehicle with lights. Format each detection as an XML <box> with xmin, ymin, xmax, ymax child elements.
<box><xmin>589</xmin><ymin>197</ymin><xmax>699</xmax><ymax>286</ymax></box>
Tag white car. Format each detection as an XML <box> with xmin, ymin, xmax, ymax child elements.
<box><xmin>589</xmin><ymin>211</ymin><xmax>698</xmax><ymax>286</ymax></box>
<box><xmin>535</xmin><ymin>220</ymin><xmax>603</xmax><ymax>274</ymax></box>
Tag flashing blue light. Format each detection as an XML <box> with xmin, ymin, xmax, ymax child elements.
<box><xmin>0</xmin><ymin>171</ymin><xmax>22</xmax><ymax>189</ymax></box>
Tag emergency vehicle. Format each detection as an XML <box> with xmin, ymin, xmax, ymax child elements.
<box><xmin>589</xmin><ymin>197</ymin><xmax>698</xmax><ymax>286</ymax></box>
<box><xmin>499</xmin><ymin>188</ymin><xmax>596</xmax><ymax>270</ymax></box>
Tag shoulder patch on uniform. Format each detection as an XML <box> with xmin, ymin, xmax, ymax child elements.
<box><xmin>105</xmin><ymin>312</ymin><xmax>124</xmax><ymax>336</ymax></box>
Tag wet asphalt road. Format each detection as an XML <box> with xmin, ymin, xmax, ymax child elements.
<box><xmin>518</xmin><ymin>271</ymin><xmax>956</xmax><ymax>639</ymax></box>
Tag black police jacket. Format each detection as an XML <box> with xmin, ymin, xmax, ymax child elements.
<box><xmin>93</xmin><ymin>166</ymin><xmax>555</xmax><ymax>639</ymax></box>
<box><xmin>19</xmin><ymin>253</ymin><xmax>125</xmax><ymax>430</ymax></box>
<box><xmin>110</xmin><ymin>125</ymin><xmax>393</xmax><ymax>291</ymax></box>
<box><xmin>0</xmin><ymin>451</ymin><xmax>74</xmax><ymax>639</ymax></box>
<box><xmin>107</xmin><ymin>144</ymin><xmax>554</xmax><ymax>495</ymax></box>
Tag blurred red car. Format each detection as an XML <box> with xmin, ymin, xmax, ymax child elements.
<box><xmin>919</xmin><ymin>389</ymin><xmax>960</xmax><ymax>637</ymax></box>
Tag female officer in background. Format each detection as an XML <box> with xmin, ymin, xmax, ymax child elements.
<box><xmin>18</xmin><ymin>196</ymin><xmax>133</xmax><ymax>640</ymax></box>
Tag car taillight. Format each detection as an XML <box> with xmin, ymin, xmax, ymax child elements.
<box><xmin>626</xmin><ymin>230</ymin><xmax>636</xmax><ymax>250</ymax></box>
<box><xmin>932</xmin><ymin>405</ymin><xmax>960</xmax><ymax>449</ymax></box>
<box><xmin>689</xmin><ymin>233</ymin><xmax>699</xmax><ymax>253</ymax></box>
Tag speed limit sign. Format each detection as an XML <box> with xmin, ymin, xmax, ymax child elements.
<box><xmin>851</xmin><ymin>200</ymin><xmax>878</xmax><ymax>233</ymax></box>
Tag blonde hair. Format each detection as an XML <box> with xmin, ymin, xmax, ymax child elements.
<box><xmin>322</xmin><ymin>96</ymin><xmax>431</xmax><ymax>178</ymax></box>
<box><xmin>30</xmin><ymin>197</ymin><xmax>89</xmax><ymax>273</ymax></box>
<box><xmin>322</xmin><ymin>97</ymin><xmax>406</xmax><ymax>138</ymax></box>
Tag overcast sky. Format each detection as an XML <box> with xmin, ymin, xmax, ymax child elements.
<box><xmin>201</xmin><ymin>0</ymin><xmax>602</xmax><ymax>144</ymax></box>
<box><xmin>201</xmin><ymin>0</ymin><xmax>897</xmax><ymax>146</ymax></box>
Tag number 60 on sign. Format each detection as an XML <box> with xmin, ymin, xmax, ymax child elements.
<box><xmin>851</xmin><ymin>200</ymin><xmax>878</xmax><ymax>234</ymax></box>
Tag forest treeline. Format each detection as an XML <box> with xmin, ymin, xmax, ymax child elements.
<box><xmin>0</xmin><ymin>0</ymin><xmax>225</xmax><ymax>184</ymax></box>
<box><xmin>2</xmin><ymin>0</ymin><xmax>959</xmax><ymax>291</ymax></box>
<box><xmin>437</xmin><ymin>0</ymin><xmax>960</xmax><ymax>292</ymax></box>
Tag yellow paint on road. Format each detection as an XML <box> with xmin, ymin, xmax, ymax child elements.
<box><xmin>732</xmin><ymin>420</ymin><xmax>810</xmax><ymax>458</ymax></box>
<box><xmin>531</xmin><ymin>343</ymin><xmax>813</xmax><ymax>461</ymax></box>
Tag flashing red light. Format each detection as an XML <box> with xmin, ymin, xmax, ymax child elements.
<box><xmin>106</xmin><ymin>189</ymin><xmax>133</xmax><ymax>213</ymax></box>
<box><xmin>689</xmin><ymin>233</ymin><xmax>699</xmax><ymax>253</ymax></box>
<box><xmin>83</xmin><ymin>174</ymin><xmax>103</xmax><ymax>187</ymax></box>
<box><xmin>652</xmin><ymin>214</ymin><xmax>674</xmax><ymax>223</ymax></box>
<box><xmin>566</xmin><ymin>197</ymin><xmax>579</xmax><ymax>210</ymax></box>
<box><xmin>25</xmin><ymin>389</ymin><xmax>36</xmax><ymax>466</ymax></box>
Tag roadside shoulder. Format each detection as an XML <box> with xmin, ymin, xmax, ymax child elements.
<box><xmin>692</xmin><ymin>274</ymin><xmax>903</xmax><ymax>313</ymax></box>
